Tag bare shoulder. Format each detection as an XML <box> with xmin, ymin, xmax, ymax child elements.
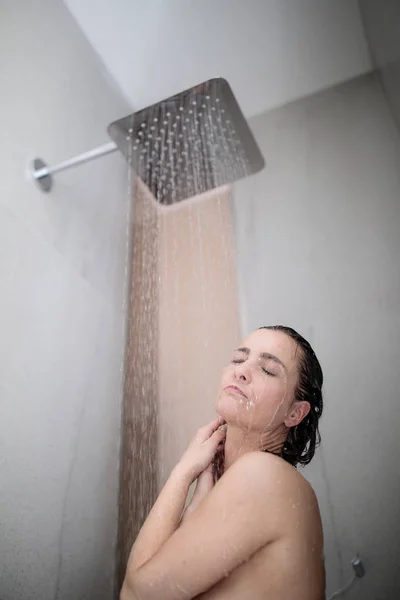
<box><xmin>223</xmin><ymin>451</ymin><xmax>320</xmax><ymax>516</ymax></box>
<box><xmin>228</xmin><ymin>451</ymin><xmax>312</xmax><ymax>485</ymax></box>
<box><xmin>221</xmin><ymin>452</ymin><xmax>323</xmax><ymax>545</ymax></box>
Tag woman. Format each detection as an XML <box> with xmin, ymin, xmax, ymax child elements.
<box><xmin>121</xmin><ymin>326</ymin><xmax>325</xmax><ymax>600</ymax></box>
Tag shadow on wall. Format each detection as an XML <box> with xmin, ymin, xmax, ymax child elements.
<box><xmin>359</xmin><ymin>0</ymin><xmax>400</xmax><ymax>133</ymax></box>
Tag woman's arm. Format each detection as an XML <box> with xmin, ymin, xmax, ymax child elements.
<box><xmin>125</xmin><ymin>464</ymin><xmax>192</xmax><ymax>573</ymax></box>
<box><xmin>123</xmin><ymin>419</ymin><xmax>226</xmax><ymax>575</ymax></box>
<box><xmin>121</xmin><ymin>452</ymin><xmax>311</xmax><ymax>600</ymax></box>
<box><xmin>180</xmin><ymin>463</ymin><xmax>214</xmax><ymax>526</ymax></box>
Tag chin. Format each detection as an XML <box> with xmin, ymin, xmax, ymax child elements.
<box><xmin>216</xmin><ymin>393</ymin><xmax>237</xmax><ymax>420</ymax></box>
<box><xmin>216</xmin><ymin>393</ymin><xmax>255</xmax><ymax>427</ymax></box>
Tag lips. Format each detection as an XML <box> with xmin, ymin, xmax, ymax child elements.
<box><xmin>224</xmin><ymin>385</ymin><xmax>247</xmax><ymax>399</ymax></box>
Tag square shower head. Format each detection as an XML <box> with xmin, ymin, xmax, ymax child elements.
<box><xmin>107</xmin><ymin>78</ymin><xmax>265</xmax><ymax>206</ymax></box>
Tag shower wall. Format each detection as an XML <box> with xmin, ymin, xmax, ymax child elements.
<box><xmin>0</xmin><ymin>1</ymin><xmax>131</xmax><ymax>599</ymax></box>
<box><xmin>359</xmin><ymin>0</ymin><xmax>400</xmax><ymax>133</ymax></box>
<box><xmin>233</xmin><ymin>72</ymin><xmax>400</xmax><ymax>599</ymax></box>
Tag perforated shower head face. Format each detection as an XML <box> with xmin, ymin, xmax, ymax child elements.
<box><xmin>107</xmin><ymin>78</ymin><xmax>265</xmax><ymax>205</ymax></box>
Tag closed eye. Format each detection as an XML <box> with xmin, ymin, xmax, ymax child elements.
<box><xmin>233</xmin><ymin>359</ymin><xmax>276</xmax><ymax>376</ymax></box>
<box><xmin>262</xmin><ymin>367</ymin><xmax>276</xmax><ymax>377</ymax></box>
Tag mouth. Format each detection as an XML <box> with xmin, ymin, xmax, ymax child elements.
<box><xmin>224</xmin><ymin>385</ymin><xmax>247</xmax><ymax>399</ymax></box>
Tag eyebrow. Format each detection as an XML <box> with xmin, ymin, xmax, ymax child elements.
<box><xmin>235</xmin><ymin>347</ymin><xmax>287</xmax><ymax>372</ymax></box>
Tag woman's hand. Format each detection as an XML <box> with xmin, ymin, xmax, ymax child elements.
<box><xmin>177</xmin><ymin>418</ymin><xmax>227</xmax><ymax>485</ymax></box>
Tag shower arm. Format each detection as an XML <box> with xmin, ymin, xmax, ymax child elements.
<box><xmin>30</xmin><ymin>141</ymin><xmax>118</xmax><ymax>192</ymax></box>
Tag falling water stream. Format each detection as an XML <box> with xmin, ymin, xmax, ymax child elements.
<box><xmin>115</xmin><ymin>81</ymin><xmax>253</xmax><ymax>593</ymax></box>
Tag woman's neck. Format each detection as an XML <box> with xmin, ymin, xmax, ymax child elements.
<box><xmin>223</xmin><ymin>424</ymin><xmax>288</xmax><ymax>471</ymax></box>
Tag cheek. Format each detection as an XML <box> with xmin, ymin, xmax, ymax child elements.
<box><xmin>250</xmin><ymin>375</ymin><xmax>290</xmax><ymax>413</ymax></box>
<box><xmin>252</xmin><ymin>375</ymin><xmax>290</xmax><ymax>425</ymax></box>
<box><xmin>250</xmin><ymin>389</ymin><xmax>289</xmax><ymax>432</ymax></box>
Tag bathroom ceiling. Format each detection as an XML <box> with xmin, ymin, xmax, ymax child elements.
<box><xmin>64</xmin><ymin>0</ymin><xmax>372</xmax><ymax>117</ymax></box>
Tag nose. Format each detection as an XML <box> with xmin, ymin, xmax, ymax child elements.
<box><xmin>234</xmin><ymin>361</ymin><xmax>252</xmax><ymax>383</ymax></box>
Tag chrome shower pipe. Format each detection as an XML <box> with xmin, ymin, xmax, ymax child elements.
<box><xmin>30</xmin><ymin>141</ymin><xmax>118</xmax><ymax>192</ymax></box>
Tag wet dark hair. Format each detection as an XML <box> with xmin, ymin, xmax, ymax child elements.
<box><xmin>259</xmin><ymin>326</ymin><xmax>323</xmax><ymax>468</ymax></box>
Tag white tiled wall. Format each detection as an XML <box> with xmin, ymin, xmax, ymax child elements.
<box><xmin>0</xmin><ymin>1</ymin><xmax>131</xmax><ymax>599</ymax></box>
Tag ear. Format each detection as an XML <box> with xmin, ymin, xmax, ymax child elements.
<box><xmin>284</xmin><ymin>401</ymin><xmax>310</xmax><ymax>428</ymax></box>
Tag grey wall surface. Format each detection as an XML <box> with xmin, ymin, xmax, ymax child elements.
<box><xmin>233</xmin><ymin>73</ymin><xmax>400</xmax><ymax>599</ymax></box>
<box><xmin>0</xmin><ymin>1</ymin><xmax>131</xmax><ymax>599</ymax></box>
<box><xmin>359</xmin><ymin>0</ymin><xmax>400</xmax><ymax>134</ymax></box>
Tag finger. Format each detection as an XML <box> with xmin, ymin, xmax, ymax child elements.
<box><xmin>207</xmin><ymin>425</ymin><xmax>227</xmax><ymax>448</ymax></box>
<box><xmin>198</xmin><ymin>418</ymin><xmax>222</xmax><ymax>441</ymax></box>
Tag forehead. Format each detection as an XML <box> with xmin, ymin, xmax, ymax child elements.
<box><xmin>241</xmin><ymin>329</ymin><xmax>300</xmax><ymax>369</ymax></box>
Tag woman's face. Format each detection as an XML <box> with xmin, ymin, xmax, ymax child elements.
<box><xmin>217</xmin><ymin>328</ymin><xmax>302</xmax><ymax>432</ymax></box>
